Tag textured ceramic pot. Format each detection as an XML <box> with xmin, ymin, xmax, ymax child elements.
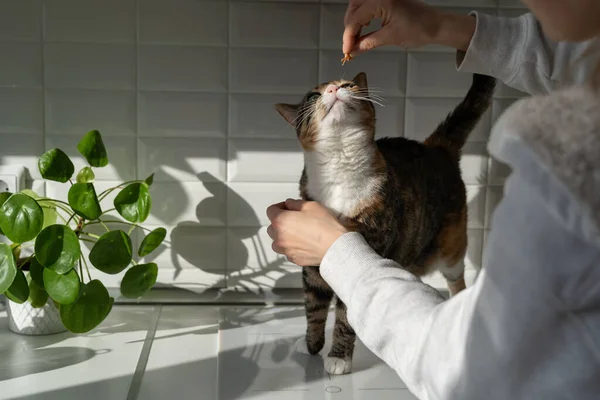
<box><xmin>5</xmin><ymin>298</ymin><xmax>67</xmax><ymax>335</ymax></box>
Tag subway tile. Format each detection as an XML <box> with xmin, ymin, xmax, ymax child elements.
<box><xmin>229</xmin><ymin>93</ymin><xmax>301</xmax><ymax>138</ymax></box>
<box><xmin>0</xmin><ymin>42</ymin><xmax>42</xmax><ymax>87</ymax></box>
<box><xmin>466</xmin><ymin>185</ymin><xmax>486</xmax><ymax>229</ymax></box>
<box><xmin>465</xmin><ymin>229</ymin><xmax>484</xmax><ymax>272</ymax></box>
<box><xmin>230</xmin><ymin>48</ymin><xmax>318</xmax><ymax>94</ymax></box>
<box><xmin>44</xmin><ymin>0</ymin><xmax>135</xmax><ymax>43</ymax></box>
<box><xmin>485</xmin><ymin>185</ymin><xmax>505</xmax><ymax>228</ymax></box>
<box><xmin>138</xmin><ymin>91</ymin><xmax>227</xmax><ymax>137</ymax></box>
<box><xmin>227</xmin><ymin>183</ymin><xmax>299</xmax><ymax>227</ymax></box>
<box><xmin>407</xmin><ymin>52</ymin><xmax>473</xmax><ymax>97</ymax></box>
<box><xmin>0</xmin><ymin>0</ymin><xmax>41</xmax><ymax>41</ymax></box>
<box><xmin>139</xmin><ymin>0</ymin><xmax>228</xmax><ymax>45</ymax></box>
<box><xmin>229</xmin><ymin>139</ymin><xmax>303</xmax><ymax>183</ymax></box>
<box><xmin>46</xmin><ymin>135</ymin><xmax>137</xmax><ymax>181</ymax></box>
<box><xmin>141</xmin><ymin>226</ymin><xmax>227</xmax><ymax>274</ymax></box>
<box><xmin>461</xmin><ymin>142</ymin><xmax>489</xmax><ymax>185</ymax></box>
<box><xmin>405</xmin><ymin>97</ymin><xmax>491</xmax><ymax>142</ymax></box>
<box><xmin>0</xmin><ymin>87</ymin><xmax>43</xmax><ymax>134</ymax></box>
<box><xmin>320</xmin><ymin>50</ymin><xmax>407</xmax><ymax>96</ymax></box>
<box><xmin>0</xmin><ymin>134</ymin><xmax>44</xmax><ymax>179</ymax></box>
<box><xmin>375</xmin><ymin>97</ymin><xmax>405</xmax><ymax>138</ymax></box>
<box><xmin>139</xmin><ymin>45</ymin><xmax>227</xmax><ymax>92</ymax></box>
<box><xmin>44</xmin><ymin>43</ymin><xmax>135</xmax><ymax>90</ymax></box>
<box><xmin>145</xmin><ymin>181</ymin><xmax>227</xmax><ymax>227</ymax></box>
<box><xmin>227</xmin><ymin>227</ymin><xmax>301</xmax><ymax>289</ymax></box>
<box><xmin>45</xmin><ymin>89</ymin><xmax>136</xmax><ymax>136</ymax></box>
<box><xmin>231</xmin><ymin>2</ymin><xmax>319</xmax><ymax>48</ymax></box>
<box><xmin>138</xmin><ymin>137</ymin><xmax>227</xmax><ymax>182</ymax></box>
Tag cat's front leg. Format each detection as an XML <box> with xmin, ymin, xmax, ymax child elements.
<box><xmin>295</xmin><ymin>267</ymin><xmax>334</xmax><ymax>356</ymax></box>
<box><xmin>326</xmin><ymin>298</ymin><xmax>356</xmax><ymax>375</ymax></box>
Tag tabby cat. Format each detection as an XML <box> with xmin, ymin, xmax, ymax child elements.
<box><xmin>275</xmin><ymin>71</ymin><xmax>496</xmax><ymax>375</ymax></box>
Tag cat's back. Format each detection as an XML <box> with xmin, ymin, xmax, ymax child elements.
<box><xmin>375</xmin><ymin>136</ymin><xmax>460</xmax><ymax>181</ymax></box>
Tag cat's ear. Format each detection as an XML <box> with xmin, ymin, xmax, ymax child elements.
<box><xmin>352</xmin><ymin>72</ymin><xmax>368</xmax><ymax>91</ymax></box>
<box><xmin>275</xmin><ymin>103</ymin><xmax>299</xmax><ymax>127</ymax></box>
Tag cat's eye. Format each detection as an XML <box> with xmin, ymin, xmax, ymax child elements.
<box><xmin>340</xmin><ymin>83</ymin><xmax>355</xmax><ymax>89</ymax></box>
<box><xmin>306</xmin><ymin>92</ymin><xmax>320</xmax><ymax>101</ymax></box>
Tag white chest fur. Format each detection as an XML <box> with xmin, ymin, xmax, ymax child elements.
<box><xmin>304</xmin><ymin>133</ymin><xmax>381</xmax><ymax>218</ymax></box>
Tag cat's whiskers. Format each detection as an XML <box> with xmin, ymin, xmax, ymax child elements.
<box><xmin>349</xmin><ymin>95</ymin><xmax>385</xmax><ymax>107</ymax></box>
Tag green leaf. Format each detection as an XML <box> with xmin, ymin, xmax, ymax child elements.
<box><xmin>29</xmin><ymin>257</ymin><xmax>45</xmax><ymax>288</ymax></box>
<box><xmin>35</xmin><ymin>225</ymin><xmax>81</xmax><ymax>274</ymax></box>
<box><xmin>5</xmin><ymin>269</ymin><xmax>29</xmax><ymax>304</ymax></box>
<box><xmin>89</xmin><ymin>230</ymin><xmax>132</xmax><ymax>274</ymax></box>
<box><xmin>76</xmin><ymin>166</ymin><xmax>96</xmax><ymax>183</ymax></box>
<box><xmin>0</xmin><ymin>243</ymin><xmax>17</xmax><ymax>294</ymax></box>
<box><xmin>77</xmin><ymin>130</ymin><xmax>108</xmax><ymax>168</ymax></box>
<box><xmin>114</xmin><ymin>183</ymin><xmax>151</xmax><ymax>223</ymax></box>
<box><xmin>28</xmin><ymin>278</ymin><xmax>49</xmax><ymax>308</ymax></box>
<box><xmin>120</xmin><ymin>263</ymin><xmax>158</xmax><ymax>299</ymax></box>
<box><xmin>68</xmin><ymin>183</ymin><xmax>102</xmax><ymax>220</ymax></box>
<box><xmin>59</xmin><ymin>280</ymin><xmax>111</xmax><ymax>333</ymax></box>
<box><xmin>138</xmin><ymin>227</ymin><xmax>166</xmax><ymax>257</ymax></box>
<box><xmin>0</xmin><ymin>192</ymin><xmax>12</xmax><ymax>236</ymax></box>
<box><xmin>0</xmin><ymin>193</ymin><xmax>44</xmax><ymax>243</ymax></box>
<box><xmin>38</xmin><ymin>148</ymin><xmax>75</xmax><ymax>183</ymax></box>
<box><xmin>44</xmin><ymin>267</ymin><xmax>80</xmax><ymax>305</ymax></box>
<box><xmin>144</xmin><ymin>173</ymin><xmax>154</xmax><ymax>187</ymax></box>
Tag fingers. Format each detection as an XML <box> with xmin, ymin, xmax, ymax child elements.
<box><xmin>343</xmin><ymin>3</ymin><xmax>377</xmax><ymax>54</ymax></box>
<box><xmin>284</xmin><ymin>198</ymin><xmax>308</xmax><ymax>211</ymax></box>
<box><xmin>266</xmin><ymin>201</ymin><xmax>287</xmax><ymax>222</ymax></box>
<box><xmin>353</xmin><ymin>28</ymin><xmax>388</xmax><ymax>54</ymax></box>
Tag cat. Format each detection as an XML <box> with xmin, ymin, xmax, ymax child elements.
<box><xmin>274</xmin><ymin>71</ymin><xmax>496</xmax><ymax>375</ymax></box>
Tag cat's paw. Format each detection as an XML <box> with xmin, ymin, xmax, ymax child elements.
<box><xmin>324</xmin><ymin>356</ymin><xmax>352</xmax><ymax>375</ymax></box>
<box><xmin>294</xmin><ymin>337</ymin><xmax>313</xmax><ymax>355</ymax></box>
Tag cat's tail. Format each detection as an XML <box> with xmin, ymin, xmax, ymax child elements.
<box><xmin>424</xmin><ymin>73</ymin><xmax>496</xmax><ymax>154</ymax></box>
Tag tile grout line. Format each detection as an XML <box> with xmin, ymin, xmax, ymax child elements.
<box><xmin>126</xmin><ymin>305</ymin><xmax>163</xmax><ymax>400</ymax></box>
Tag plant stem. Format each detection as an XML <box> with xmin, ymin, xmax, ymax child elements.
<box><xmin>127</xmin><ymin>224</ymin><xmax>136</xmax><ymax>235</ymax></box>
<box><xmin>86</xmin><ymin>219</ymin><xmax>153</xmax><ymax>233</ymax></box>
<box><xmin>37</xmin><ymin>198</ymin><xmax>71</xmax><ymax>208</ymax></box>
<box><xmin>80</xmin><ymin>232</ymin><xmax>100</xmax><ymax>239</ymax></box>
<box><xmin>80</xmin><ymin>256</ymin><xmax>92</xmax><ymax>281</ymax></box>
<box><xmin>17</xmin><ymin>254</ymin><xmax>35</xmax><ymax>269</ymax></box>
<box><xmin>79</xmin><ymin>256</ymin><xmax>84</xmax><ymax>281</ymax></box>
<box><xmin>97</xmin><ymin>180</ymin><xmax>143</xmax><ymax>202</ymax></box>
<box><xmin>79</xmin><ymin>237</ymin><xmax>96</xmax><ymax>244</ymax></box>
<box><xmin>100</xmin><ymin>208</ymin><xmax>116</xmax><ymax>216</ymax></box>
<box><xmin>99</xmin><ymin>220</ymin><xmax>110</xmax><ymax>232</ymax></box>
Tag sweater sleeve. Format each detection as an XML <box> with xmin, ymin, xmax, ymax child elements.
<box><xmin>320</xmin><ymin>233</ymin><xmax>478</xmax><ymax>399</ymax></box>
<box><xmin>456</xmin><ymin>11</ymin><xmax>599</xmax><ymax>95</ymax></box>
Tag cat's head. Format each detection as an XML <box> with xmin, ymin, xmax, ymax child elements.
<box><xmin>274</xmin><ymin>72</ymin><xmax>376</xmax><ymax>150</ymax></box>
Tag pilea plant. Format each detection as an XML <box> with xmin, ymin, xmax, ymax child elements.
<box><xmin>0</xmin><ymin>130</ymin><xmax>166</xmax><ymax>333</ymax></box>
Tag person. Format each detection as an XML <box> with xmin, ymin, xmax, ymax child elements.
<box><xmin>266</xmin><ymin>1</ymin><xmax>600</xmax><ymax>399</ymax></box>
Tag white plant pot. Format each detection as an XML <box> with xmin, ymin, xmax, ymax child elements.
<box><xmin>5</xmin><ymin>298</ymin><xmax>67</xmax><ymax>336</ymax></box>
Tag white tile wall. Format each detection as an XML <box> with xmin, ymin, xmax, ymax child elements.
<box><xmin>0</xmin><ymin>0</ymin><xmax>527</xmax><ymax>293</ymax></box>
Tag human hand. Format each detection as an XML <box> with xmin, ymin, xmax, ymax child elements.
<box><xmin>343</xmin><ymin>0</ymin><xmax>476</xmax><ymax>56</ymax></box>
<box><xmin>266</xmin><ymin>199</ymin><xmax>348</xmax><ymax>267</ymax></box>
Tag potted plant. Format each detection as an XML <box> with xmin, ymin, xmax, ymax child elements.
<box><xmin>0</xmin><ymin>130</ymin><xmax>166</xmax><ymax>335</ymax></box>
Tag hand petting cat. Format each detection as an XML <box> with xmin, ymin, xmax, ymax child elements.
<box><xmin>266</xmin><ymin>199</ymin><xmax>348</xmax><ymax>267</ymax></box>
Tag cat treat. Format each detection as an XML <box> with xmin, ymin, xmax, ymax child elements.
<box><xmin>341</xmin><ymin>53</ymin><xmax>352</xmax><ymax>65</ymax></box>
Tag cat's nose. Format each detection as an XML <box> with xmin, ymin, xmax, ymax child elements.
<box><xmin>325</xmin><ymin>85</ymin><xmax>338</xmax><ymax>94</ymax></box>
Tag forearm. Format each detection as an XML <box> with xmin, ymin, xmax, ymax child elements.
<box><xmin>430</xmin><ymin>9</ymin><xmax>597</xmax><ymax>95</ymax></box>
<box><xmin>320</xmin><ymin>233</ymin><xmax>473</xmax><ymax>398</ymax></box>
